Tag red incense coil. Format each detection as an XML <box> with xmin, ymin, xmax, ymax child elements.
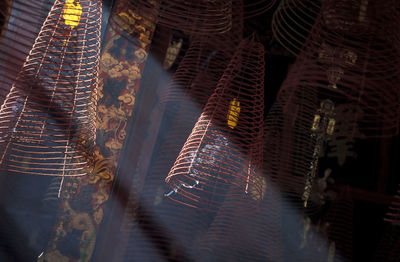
<box><xmin>165</xmin><ymin>37</ymin><xmax>265</xmax><ymax>211</ymax></box>
<box><xmin>0</xmin><ymin>0</ymin><xmax>102</xmax><ymax>176</ymax></box>
<box><xmin>271</xmin><ymin>0</ymin><xmax>321</xmax><ymax>55</ymax></box>
<box><xmin>113</xmin><ymin>0</ymin><xmax>232</xmax><ymax>36</ymax></box>
<box><xmin>272</xmin><ymin>0</ymin><xmax>400</xmax><ymax>138</ymax></box>
<box><xmin>0</xmin><ymin>0</ymin><xmax>53</xmax><ymax>105</ymax></box>
<box><xmin>244</xmin><ymin>0</ymin><xmax>276</xmax><ymax>19</ymax></box>
<box><xmin>385</xmin><ymin>185</ymin><xmax>400</xmax><ymax>226</ymax></box>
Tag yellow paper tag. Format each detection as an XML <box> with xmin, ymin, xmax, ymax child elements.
<box><xmin>227</xmin><ymin>98</ymin><xmax>240</xmax><ymax>129</ymax></box>
<box><xmin>63</xmin><ymin>0</ymin><xmax>82</xmax><ymax>29</ymax></box>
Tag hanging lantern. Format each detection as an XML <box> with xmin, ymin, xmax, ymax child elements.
<box><xmin>165</xmin><ymin>37</ymin><xmax>265</xmax><ymax>211</ymax></box>
<box><xmin>0</xmin><ymin>0</ymin><xmax>102</xmax><ymax>177</ymax></box>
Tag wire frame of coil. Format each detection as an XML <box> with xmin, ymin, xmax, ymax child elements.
<box><xmin>0</xmin><ymin>0</ymin><xmax>54</xmax><ymax>105</ymax></box>
<box><xmin>385</xmin><ymin>185</ymin><xmax>400</xmax><ymax>226</ymax></box>
<box><xmin>0</xmin><ymin>0</ymin><xmax>102</xmax><ymax>176</ymax></box>
<box><xmin>165</xmin><ymin>37</ymin><xmax>265</xmax><ymax>211</ymax></box>
<box><xmin>243</xmin><ymin>0</ymin><xmax>276</xmax><ymax>19</ymax></box>
<box><xmin>271</xmin><ymin>0</ymin><xmax>321</xmax><ymax>56</ymax></box>
<box><xmin>112</xmin><ymin>0</ymin><xmax>232</xmax><ymax>36</ymax></box>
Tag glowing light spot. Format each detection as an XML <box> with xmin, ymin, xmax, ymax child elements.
<box><xmin>63</xmin><ymin>0</ymin><xmax>82</xmax><ymax>29</ymax></box>
<box><xmin>227</xmin><ymin>98</ymin><xmax>240</xmax><ymax>129</ymax></box>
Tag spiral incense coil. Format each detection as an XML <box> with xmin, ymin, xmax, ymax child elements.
<box><xmin>385</xmin><ymin>185</ymin><xmax>400</xmax><ymax>226</ymax></box>
<box><xmin>272</xmin><ymin>0</ymin><xmax>400</xmax><ymax>138</ymax></box>
<box><xmin>112</xmin><ymin>0</ymin><xmax>232</xmax><ymax>36</ymax></box>
<box><xmin>0</xmin><ymin>0</ymin><xmax>102</xmax><ymax>177</ymax></box>
<box><xmin>244</xmin><ymin>0</ymin><xmax>276</xmax><ymax>19</ymax></box>
<box><xmin>271</xmin><ymin>0</ymin><xmax>321</xmax><ymax>55</ymax></box>
<box><xmin>0</xmin><ymin>0</ymin><xmax>53</xmax><ymax>105</ymax></box>
<box><xmin>165</xmin><ymin>37</ymin><xmax>265</xmax><ymax>211</ymax></box>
